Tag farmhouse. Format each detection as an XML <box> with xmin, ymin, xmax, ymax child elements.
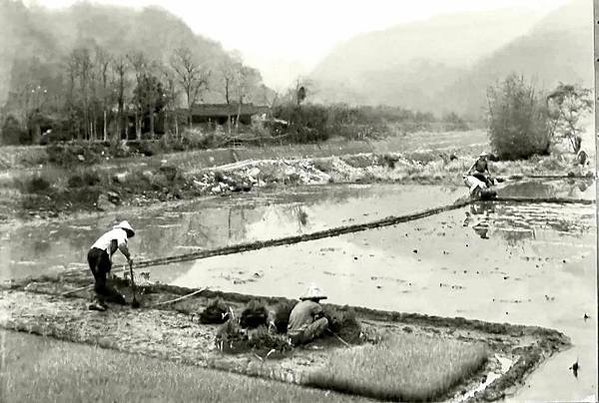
<box><xmin>186</xmin><ymin>103</ymin><xmax>269</xmax><ymax>126</ymax></box>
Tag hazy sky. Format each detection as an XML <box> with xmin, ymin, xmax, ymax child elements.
<box><xmin>31</xmin><ymin>0</ymin><xmax>570</xmax><ymax>89</ymax></box>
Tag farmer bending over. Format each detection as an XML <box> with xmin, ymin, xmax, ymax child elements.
<box><xmin>87</xmin><ymin>220</ymin><xmax>135</xmax><ymax>311</ymax></box>
<box><xmin>287</xmin><ymin>285</ymin><xmax>329</xmax><ymax>345</ymax></box>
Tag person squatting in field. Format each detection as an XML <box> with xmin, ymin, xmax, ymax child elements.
<box><xmin>467</xmin><ymin>151</ymin><xmax>493</xmax><ymax>185</ymax></box>
<box><xmin>87</xmin><ymin>220</ymin><xmax>135</xmax><ymax>311</ymax></box>
<box><xmin>287</xmin><ymin>285</ymin><xmax>329</xmax><ymax>345</ymax></box>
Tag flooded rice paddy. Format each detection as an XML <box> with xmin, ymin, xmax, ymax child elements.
<box><xmin>2</xmin><ymin>183</ymin><xmax>465</xmax><ymax>279</ymax></box>
<box><xmin>1</xmin><ymin>178</ymin><xmax>596</xmax><ymax>401</ymax></box>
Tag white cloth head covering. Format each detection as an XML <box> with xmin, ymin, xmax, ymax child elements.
<box><xmin>299</xmin><ymin>284</ymin><xmax>327</xmax><ymax>301</ymax></box>
<box><xmin>114</xmin><ymin>220</ymin><xmax>135</xmax><ymax>237</ymax></box>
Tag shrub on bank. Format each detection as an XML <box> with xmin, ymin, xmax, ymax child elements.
<box><xmin>487</xmin><ymin>75</ymin><xmax>551</xmax><ymax>160</ymax></box>
<box><xmin>272</xmin><ymin>104</ymin><xmax>333</xmax><ymax>143</ymax></box>
<box><xmin>1</xmin><ymin>115</ymin><xmax>28</xmax><ymax>145</ymax></box>
<box><xmin>67</xmin><ymin>169</ymin><xmax>103</xmax><ymax>188</ymax></box>
<box><xmin>47</xmin><ymin>143</ymin><xmax>104</xmax><ymax>166</ymax></box>
<box><xmin>25</xmin><ymin>176</ymin><xmax>51</xmax><ymax>193</ymax></box>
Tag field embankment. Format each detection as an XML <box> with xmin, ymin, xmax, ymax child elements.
<box><xmin>1</xmin><ymin>270</ymin><xmax>572</xmax><ymax>402</ymax></box>
<box><xmin>0</xmin><ymin>130</ymin><xmax>593</xmax><ymax>223</ymax></box>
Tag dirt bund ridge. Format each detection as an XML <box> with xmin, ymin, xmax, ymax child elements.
<box><xmin>100</xmin><ymin>197</ymin><xmax>592</xmax><ymax>272</ymax></box>
<box><xmin>115</xmin><ymin>199</ymin><xmax>472</xmax><ymax>270</ymax></box>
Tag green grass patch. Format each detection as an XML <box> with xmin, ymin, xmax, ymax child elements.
<box><xmin>1</xmin><ymin>330</ymin><xmax>362</xmax><ymax>402</ymax></box>
<box><xmin>306</xmin><ymin>333</ymin><xmax>488</xmax><ymax>402</ymax></box>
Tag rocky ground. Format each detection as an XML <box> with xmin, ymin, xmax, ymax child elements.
<box><xmin>1</xmin><ymin>148</ymin><xmax>592</xmax><ymax>224</ymax></box>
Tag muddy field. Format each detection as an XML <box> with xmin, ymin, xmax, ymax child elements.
<box><xmin>1</xmin><ymin>177</ymin><xmax>596</xmax><ymax>401</ymax></box>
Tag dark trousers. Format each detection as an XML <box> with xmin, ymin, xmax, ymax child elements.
<box><xmin>288</xmin><ymin>317</ymin><xmax>329</xmax><ymax>346</ymax></box>
<box><xmin>87</xmin><ymin>248</ymin><xmax>125</xmax><ymax>305</ymax></box>
<box><xmin>472</xmin><ymin>172</ymin><xmax>493</xmax><ymax>187</ymax></box>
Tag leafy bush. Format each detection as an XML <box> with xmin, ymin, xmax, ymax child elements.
<box><xmin>180</xmin><ymin>128</ymin><xmax>218</xmax><ymax>149</ymax></box>
<box><xmin>46</xmin><ymin>143</ymin><xmax>103</xmax><ymax>166</ymax></box>
<box><xmin>67</xmin><ymin>170</ymin><xmax>102</xmax><ymax>188</ymax></box>
<box><xmin>1</xmin><ymin>115</ymin><xmax>28</xmax><ymax>145</ymax></box>
<box><xmin>273</xmin><ymin>104</ymin><xmax>332</xmax><ymax>143</ymax></box>
<box><xmin>25</xmin><ymin>176</ymin><xmax>51</xmax><ymax>193</ymax></box>
<box><xmin>487</xmin><ymin>75</ymin><xmax>551</xmax><ymax>160</ymax></box>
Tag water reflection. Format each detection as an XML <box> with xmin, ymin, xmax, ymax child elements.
<box><xmin>500</xmin><ymin>178</ymin><xmax>595</xmax><ymax>200</ymax></box>
<box><xmin>465</xmin><ymin>202</ymin><xmax>593</xmax><ymax>244</ymax></box>
<box><xmin>2</xmin><ymin>184</ymin><xmax>463</xmax><ymax>280</ymax></box>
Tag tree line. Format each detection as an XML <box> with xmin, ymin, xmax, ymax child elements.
<box><xmin>1</xmin><ymin>44</ymin><xmax>267</xmax><ymax>145</ymax></box>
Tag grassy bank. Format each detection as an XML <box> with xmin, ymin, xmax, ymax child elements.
<box><xmin>306</xmin><ymin>333</ymin><xmax>488</xmax><ymax>402</ymax></box>
<box><xmin>1</xmin><ymin>330</ymin><xmax>364</xmax><ymax>403</ymax></box>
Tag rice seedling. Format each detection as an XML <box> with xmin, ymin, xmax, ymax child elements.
<box><xmin>239</xmin><ymin>299</ymin><xmax>269</xmax><ymax>329</ymax></box>
<box><xmin>215</xmin><ymin>319</ymin><xmax>291</xmax><ymax>356</ymax></box>
<box><xmin>199</xmin><ymin>298</ymin><xmax>231</xmax><ymax>324</ymax></box>
<box><xmin>306</xmin><ymin>332</ymin><xmax>488</xmax><ymax>402</ymax></box>
<box><xmin>323</xmin><ymin>305</ymin><xmax>362</xmax><ymax>344</ymax></box>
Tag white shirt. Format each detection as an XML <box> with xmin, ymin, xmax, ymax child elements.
<box><xmin>91</xmin><ymin>228</ymin><xmax>128</xmax><ymax>255</ymax></box>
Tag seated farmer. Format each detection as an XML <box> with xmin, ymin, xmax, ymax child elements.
<box><xmin>468</xmin><ymin>152</ymin><xmax>494</xmax><ymax>185</ymax></box>
<box><xmin>287</xmin><ymin>285</ymin><xmax>329</xmax><ymax>345</ymax></box>
<box><xmin>468</xmin><ymin>151</ymin><xmax>490</xmax><ymax>176</ymax></box>
<box><xmin>87</xmin><ymin>220</ymin><xmax>135</xmax><ymax>311</ymax></box>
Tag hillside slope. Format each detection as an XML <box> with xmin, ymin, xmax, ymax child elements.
<box><xmin>0</xmin><ymin>1</ymin><xmax>270</xmax><ymax>107</ymax></box>
<box><xmin>309</xmin><ymin>0</ymin><xmax>592</xmax><ymax>118</ymax></box>
<box><xmin>442</xmin><ymin>0</ymin><xmax>593</xmax><ymax>117</ymax></box>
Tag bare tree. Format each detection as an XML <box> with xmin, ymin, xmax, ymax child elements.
<box><xmin>65</xmin><ymin>56</ymin><xmax>79</xmax><ymax>137</ymax></box>
<box><xmin>94</xmin><ymin>46</ymin><xmax>112</xmax><ymax>141</ymax></box>
<box><xmin>161</xmin><ymin>66</ymin><xmax>180</xmax><ymax>138</ymax></box>
<box><xmin>127</xmin><ymin>52</ymin><xmax>148</xmax><ymax>140</ymax></box>
<box><xmin>292</xmin><ymin>76</ymin><xmax>313</xmax><ymax>106</ymax></box>
<box><xmin>218</xmin><ymin>54</ymin><xmax>243</xmax><ymax>132</ymax></box>
<box><xmin>546</xmin><ymin>83</ymin><xmax>593</xmax><ymax>153</ymax></box>
<box><xmin>68</xmin><ymin>48</ymin><xmax>94</xmax><ymax>140</ymax></box>
<box><xmin>170</xmin><ymin>47</ymin><xmax>209</xmax><ymax>127</ymax></box>
<box><xmin>111</xmin><ymin>55</ymin><xmax>128</xmax><ymax>141</ymax></box>
<box><xmin>220</xmin><ymin>57</ymin><xmax>242</xmax><ymax>105</ymax></box>
<box><xmin>233</xmin><ymin>65</ymin><xmax>259</xmax><ymax>130</ymax></box>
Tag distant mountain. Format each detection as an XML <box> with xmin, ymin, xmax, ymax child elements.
<box><xmin>0</xmin><ymin>1</ymin><xmax>271</xmax><ymax>108</ymax></box>
<box><xmin>310</xmin><ymin>0</ymin><xmax>593</xmax><ymax>119</ymax></box>
<box><xmin>441</xmin><ymin>0</ymin><xmax>593</xmax><ymax>118</ymax></box>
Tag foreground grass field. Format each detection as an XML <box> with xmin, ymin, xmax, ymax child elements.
<box><xmin>0</xmin><ymin>330</ymin><xmax>366</xmax><ymax>403</ymax></box>
<box><xmin>307</xmin><ymin>333</ymin><xmax>488</xmax><ymax>402</ymax></box>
